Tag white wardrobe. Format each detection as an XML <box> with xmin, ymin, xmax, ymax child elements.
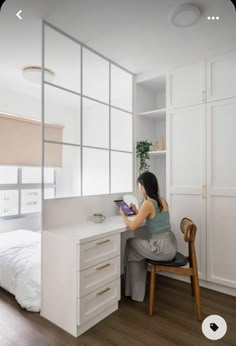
<box><xmin>136</xmin><ymin>51</ymin><xmax>236</xmax><ymax>295</ymax></box>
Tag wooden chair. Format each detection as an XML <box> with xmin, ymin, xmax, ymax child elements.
<box><xmin>148</xmin><ymin>217</ymin><xmax>202</xmax><ymax>321</ymax></box>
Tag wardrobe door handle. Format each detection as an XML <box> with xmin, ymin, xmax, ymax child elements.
<box><xmin>201</xmin><ymin>185</ymin><xmax>207</xmax><ymax>199</ymax></box>
<box><xmin>202</xmin><ymin>90</ymin><xmax>206</xmax><ymax>102</ymax></box>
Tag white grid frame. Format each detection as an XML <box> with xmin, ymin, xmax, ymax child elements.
<box><xmin>42</xmin><ymin>21</ymin><xmax>135</xmax><ymax>199</ymax></box>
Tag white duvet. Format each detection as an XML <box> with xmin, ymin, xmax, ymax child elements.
<box><xmin>0</xmin><ymin>230</ymin><xmax>40</xmax><ymax>312</ymax></box>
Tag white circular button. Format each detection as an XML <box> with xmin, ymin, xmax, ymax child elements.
<box><xmin>202</xmin><ymin>315</ymin><xmax>227</xmax><ymax>340</ymax></box>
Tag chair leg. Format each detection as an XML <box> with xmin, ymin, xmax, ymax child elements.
<box><xmin>190</xmin><ymin>275</ymin><xmax>195</xmax><ymax>296</ymax></box>
<box><xmin>149</xmin><ymin>265</ymin><xmax>156</xmax><ymax>316</ymax></box>
<box><xmin>189</xmin><ymin>256</ymin><xmax>195</xmax><ymax>296</ymax></box>
<box><xmin>191</xmin><ymin>258</ymin><xmax>202</xmax><ymax>321</ymax></box>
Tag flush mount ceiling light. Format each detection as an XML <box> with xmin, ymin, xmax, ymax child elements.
<box><xmin>170</xmin><ymin>4</ymin><xmax>201</xmax><ymax>28</ymax></box>
<box><xmin>22</xmin><ymin>66</ymin><xmax>55</xmax><ymax>84</ymax></box>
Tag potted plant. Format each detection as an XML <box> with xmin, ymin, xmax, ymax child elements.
<box><xmin>136</xmin><ymin>140</ymin><xmax>152</xmax><ymax>175</ymax></box>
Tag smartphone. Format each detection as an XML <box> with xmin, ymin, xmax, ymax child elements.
<box><xmin>114</xmin><ymin>200</ymin><xmax>136</xmax><ymax>216</ymax></box>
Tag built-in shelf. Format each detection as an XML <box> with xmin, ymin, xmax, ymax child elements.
<box><xmin>148</xmin><ymin>150</ymin><xmax>166</xmax><ymax>156</ymax></box>
<box><xmin>137</xmin><ymin>108</ymin><xmax>166</xmax><ymax>120</ymax></box>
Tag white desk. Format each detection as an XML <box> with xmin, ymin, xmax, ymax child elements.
<box><xmin>41</xmin><ymin>215</ymin><xmax>132</xmax><ymax>337</ymax></box>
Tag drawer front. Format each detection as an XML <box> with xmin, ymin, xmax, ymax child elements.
<box><xmin>78</xmin><ymin>256</ymin><xmax>120</xmax><ymax>298</ymax></box>
<box><xmin>77</xmin><ymin>278</ymin><xmax>120</xmax><ymax>325</ymax></box>
<box><xmin>78</xmin><ymin>234</ymin><xmax>120</xmax><ymax>270</ymax></box>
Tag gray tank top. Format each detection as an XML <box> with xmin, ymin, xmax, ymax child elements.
<box><xmin>145</xmin><ymin>198</ymin><xmax>171</xmax><ymax>235</ymax></box>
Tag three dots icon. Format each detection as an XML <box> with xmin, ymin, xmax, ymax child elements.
<box><xmin>207</xmin><ymin>16</ymin><xmax>220</xmax><ymax>20</ymax></box>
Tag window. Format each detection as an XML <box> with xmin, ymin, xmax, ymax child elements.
<box><xmin>0</xmin><ymin>166</ymin><xmax>55</xmax><ymax>218</ymax></box>
<box><xmin>43</xmin><ymin>23</ymin><xmax>134</xmax><ymax>198</ymax></box>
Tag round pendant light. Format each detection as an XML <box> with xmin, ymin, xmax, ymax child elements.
<box><xmin>23</xmin><ymin>66</ymin><xmax>55</xmax><ymax>84</ymax></box>
<box><xmin>170</xmin><ymin>4</ymin><xmax>201</xmax><ymax>28</ymax></box>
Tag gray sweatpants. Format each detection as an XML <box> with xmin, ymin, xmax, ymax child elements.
<box><xmin>124</xmin><ymin>231</ymin><xmax>177</xmax><ymax>302</ymax></box>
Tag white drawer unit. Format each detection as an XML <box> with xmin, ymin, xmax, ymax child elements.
<box><xmin>77</xmin><ymin>278</ymin><xmax>120</xmax><ymax>325</ymax></box>
<box><xmin>78</xmin><ymin>255</ymin><xmax>120</xmax><ymax>297</ymax></box>
<box><xmin>42</xmin><ymin>216</ymin><xmax>127</xmax><ymax>337</ymax></box>
<box><xmin>78</xmin><ymin>233</ymin><xmax>120</xmax><ymax>270</ymax></box>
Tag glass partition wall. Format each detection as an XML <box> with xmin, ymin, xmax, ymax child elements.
<box><xmin>42</xmin><ymin>22</ymin><xmax>134</xmax><ymax>198</ymax></box>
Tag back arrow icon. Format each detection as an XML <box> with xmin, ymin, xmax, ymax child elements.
<box><xmin>16</xmin><ymin>10</ymin><xmax>22</xmax><ymax>20</ymax></box>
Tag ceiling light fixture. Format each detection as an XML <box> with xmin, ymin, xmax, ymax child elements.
<box><xmin>23</xmin><ymin>66</ymin><xmax>55</xmax><ymax>84</ymax></box>
<box><xmin>170</xmin><ymin>4</ymin><xmax>201</xmax><ymax>28</ymax></box>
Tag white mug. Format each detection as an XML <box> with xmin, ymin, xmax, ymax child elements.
<box><xmin>93</xmin><ymin>213</ymin><xmax>106</xmax><ymax>223</ymax></box>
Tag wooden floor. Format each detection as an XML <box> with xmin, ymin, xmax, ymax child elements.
<box><xmin>0</xmin><ymin>275</ymin><xmax>235</xmax><ymax>346</ymax></box>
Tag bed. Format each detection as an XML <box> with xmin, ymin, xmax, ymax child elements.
<box><xmin>0</xmin><ymin>230</ymin><xmax>40</xmax><ymax>312</ymax></box>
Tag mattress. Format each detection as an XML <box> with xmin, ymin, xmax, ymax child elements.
<box><xmin>0</xmin><ymin>230</ymin><xmax>40</xmax><ymax>312</ymax></box>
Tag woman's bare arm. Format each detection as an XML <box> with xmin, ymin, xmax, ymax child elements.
<box><xmin>120</xmin><ymin>200</ymin><xmax>152</xmax><ymax>231</ymax></box>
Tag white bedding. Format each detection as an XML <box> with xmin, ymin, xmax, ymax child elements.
<box><xmin>0</xmin><ymin>230</ymin><xmax>40</xmax><ymax>312</ymax></box>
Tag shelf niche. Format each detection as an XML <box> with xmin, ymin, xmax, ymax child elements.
<box><xmin>135</xmin><ymin>74</ymin><xmax>167</xmax><ymax>197</ymax></box>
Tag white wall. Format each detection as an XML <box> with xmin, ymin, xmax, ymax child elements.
<box><xmin>43</xmin><ymin>194</ymin><xmax>124</xmax><ymax>229</ymax></box>
<box><xmin>0</xmin><ymin>87</ymin><xmax>41</xmax><ymax>119</ymax></box>
<box><xmin>136</xmin><ymin>82</ymin><xmax>166</xmax><ymax>112</ymax></box>
<box><xmin>136</xmin><ymin>85</ymin><xmax>156</xmax><ymax>113</ymax></box>
<box><xmin>155</xmin><ymin>91</ymin><xmax>166</xmax><ymax>109</ymax></box>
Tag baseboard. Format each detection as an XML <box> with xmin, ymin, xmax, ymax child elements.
<box><xmin>158</xmin><ymin>272</ymin><xmax>236</xmax><ymax>297</ymax></box>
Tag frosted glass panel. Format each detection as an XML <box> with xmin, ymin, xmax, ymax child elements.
<box><xmin>45</xmin><ymin>26</ymin><xmax>81</xmax><ymax>93</ymax></box>
<box><xmin>44</xmin><ymin>143</ymin><xmax>81</xmax><ymax>198</ymax></box>
<box><xmin>22</xmin><ymin>167</ymin><xmax>54</xmax><ymax>184</ymax></box>
<box><xmin>0</xmin><ymin>190</ymin><xmax>18</xmax><ymax>217</ymax></box>
<box><xmin>111</xmin><ymin>152</ymin><xmax>133</xmax><ymax>193</ymax></box>
<box><xmin>83</xmin><ymin>148</ymin><xmax>109</xmax><ymax>196</ymax></box>
<box><xmin>44</xmin><ymin>85</ymin><xmax>81</xmax><ymax>145</ymax></box>
<box><xmin>0</xmin><ymin>167</ymin><xmax>18</xmax><ymax>184</ymax></box>
<box><xmin>83</xmin><ymin>49</ymin><xmax>109</xmax><ymax>103</ymax></box>
<box><xmin>21</xmin><ymin>189</ymin><xmax>41</xmax><ymax>214</ymax></box>
<box><xmin>44</xmin><ymin>168</ymin><xmax>55</xmax><ymax>184</ymax></box>
<box><xmin>83</xmin><ymin>98</ymin><xmax>109</xmax><ymax>149</ymax></box>
<box><xmin>111</xmin><ymin>108</ymin><xmax>133</xmax><ymax>152</ymax></box>
<box><xmin>111</xmin><ymin>65</ymin><xmax>132</xmax><ymax>112</ymax></box>
<box><xmin>44</xmin><ymin>188</ymin><xmax>55</xmax><ymax>199</ymax></box>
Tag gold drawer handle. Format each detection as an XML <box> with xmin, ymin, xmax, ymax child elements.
<box><xmin>96</xmin><ymin>263</ymin><xmax>111</xmax><ymax>271</ymax></box>
<box><xmin>96</xmin><ymin>239</ymin><xmax>111</xmax><ymax>245</ymax></box>
<box><xmin>96</xmin><ymin>287</ymin><xmax>111</xmax><ymax>296</ymax></box>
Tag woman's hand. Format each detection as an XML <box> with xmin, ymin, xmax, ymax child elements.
<box><xmin>130</xmin><ymin>203</ymin><xmax>138</xmax><ymax>214</ymax></box>
<box><xmin>120</xmin><ymin>207</ymin><xmax>126</xmax><ymax>219</ymax></box>
<box><xmin>120</xmin><ymin>200</ymin><xmax>150</xmax><ymax>231</ymax></box>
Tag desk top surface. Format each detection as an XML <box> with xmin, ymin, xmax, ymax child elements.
<box><xmin>43</xmin><ymin>215</ymin><xmax>134</xmax><ymax>244</ymax></box>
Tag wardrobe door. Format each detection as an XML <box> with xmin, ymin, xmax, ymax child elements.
<box><xmin>207</xmin><ymin>52</ymin><xmax>236</xmax><ymax>102</ymax></box>
<box><xmin>207</xmin><ymin>98</ymin><xmax>236</xmax><ymax>288</ymax></box>
<box><xmin>167</xmin><ymin>62</ymin><xmax>205</xmax><ymax>109</ymax></box>
<box><xmin>167</xmin><ymin>105</ymin><xmax>206</xmax><ymax>279</ymax></box>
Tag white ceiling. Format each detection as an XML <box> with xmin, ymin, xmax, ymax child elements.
<box><xmin>0</xmin><ymin>0</ymin><xmax>236</xmax><ymax>100</ymax></box>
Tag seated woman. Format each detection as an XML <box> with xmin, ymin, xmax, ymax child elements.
<box><xmin>120</xmin><ymin>171</ymin><xmax>177</xmax><ymax>302</ymax></box>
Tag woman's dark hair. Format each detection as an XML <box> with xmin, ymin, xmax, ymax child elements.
<box><xmin>137</xmin><ymin>171</ymin><xmax>163</xmax><ymax>211</ymax></box>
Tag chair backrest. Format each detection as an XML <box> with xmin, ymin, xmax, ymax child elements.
<box><xmin>180</xmin><ymin>217</ymin><xmax>197</xmax><ymax>244</ymax></box>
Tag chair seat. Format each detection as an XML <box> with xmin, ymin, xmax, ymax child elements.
<box><xmin>147</xmin><ymin>251</ymin><xmax>188</xmax><ymax>267</ymax></box>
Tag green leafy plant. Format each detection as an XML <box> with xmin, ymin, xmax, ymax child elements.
<box><xmin>136</xmin><ymin>140</ymin><xmax>152</xmax><ymax>175</ymax></box>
